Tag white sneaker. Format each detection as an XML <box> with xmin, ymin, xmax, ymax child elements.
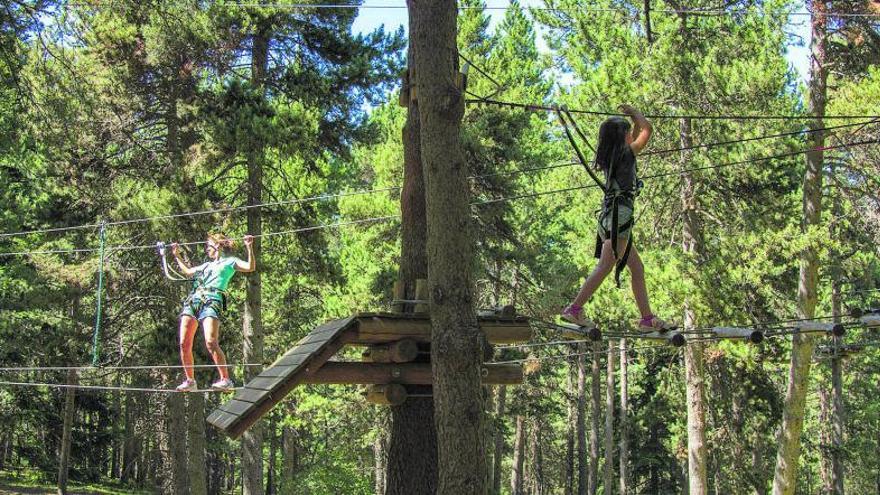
<box><xmin>561</xmin><ymin>305</ymin><xmax>595</xmax><ymax>328</ymax></box>
<box><xmin>175</xmin><ymin>379</ymin><xmax>197</xmax><ymax>392</ymax></box>
<box><xmin>211</xmin><ymin>378</ymin><xmax>235</xmax><ymax>391</ymax></box>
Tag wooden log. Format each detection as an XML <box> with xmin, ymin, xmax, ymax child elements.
<box><xmin>391</xmin><ymin>280</ymin><xmax>406</xmax><ymax>313</ymax></box>
<box><xmin>711</xmin><ymin>327</ymin><xmax>764</xmax><ymax>344</ymax></box>
<box><xmin>364</xmin><ymin>384</ymin><xmax>408</xmax><ymax>406</ymax></box>
<box><xmin>796</xmin><ymin>321</ymin><xmax>846</xmax><ymax>336</ymax></box>
<box><xmin>860</xmin><ymin>314</ymin><xmax>880</xmax><ymax>328</ymax></box>
<box><xmin>635</xmin><ymin>331</ymin><xmax>686</xmax><ymax>347</ymax></box>
<box><xmin>302</xmin><ymin>362</ymin><xmax>523</xmax><ymax>385</ymax></box>
<box><xmin>477</xmin><ymin>305</ymin><xmax>517</xmax><ymax>318</ymax></box>
<box><xmin>414</xmin><ymin>279</ymin><xmax>429</xmax><ymax>313</ymax></box>
<box><xmin>367</xmin><ymin>339</ymin><xmax>420</xmax><ymax>363</ymax></box>
<box><xmin>355</xmin><ymin>316</ymin><xmax>532</xmax><ymax>344</ymax></box>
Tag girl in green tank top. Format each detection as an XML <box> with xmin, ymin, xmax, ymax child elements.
<box><xmin>170</xmin><ymin>233</ymin><xmax>256</xmax><ymax>392</ymax></box>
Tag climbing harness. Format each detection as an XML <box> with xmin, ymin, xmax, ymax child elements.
<box><xmin>556</xmin><ymin>107</ymin><xmax>641</xmax><ymax>287</ymax></box>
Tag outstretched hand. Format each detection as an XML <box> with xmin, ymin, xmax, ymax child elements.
<box><xmin>170</xmin><ymin>242</ymin><xmax>180</xmax><ymax>256</ymax></box>
<box><xmin>618</xmin><ymin>104</ymin><xmax>637</xmax><ymax>115</ymax></box>
<box><xmin>243</xmin><ymin>234</ymin><xmax>254</xmax><ymax>248</ymax></box>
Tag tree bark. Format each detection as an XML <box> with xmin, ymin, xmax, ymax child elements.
<box><xmin>186</xmin><ymin>394</ymin><xmax>208</xmax><ymax>495</ymax></box>
<box><xmin>619</xmin><ymin>339</ymin><xmax>629</xmax><ymax>495</ymax></box>
<box><xmin>772</xmin><ymin>3</ymin><xmax>826</xmax><ymax>493</ymax></box>
<box><xmin>373</xmin><ymin>412</ymin><xmax>388</xmax><ymax>495</ymax></box>
<box><xmin>280</xmin><ymin>425</ymin><xmax>297</xmax><ymax>494</ymax></box>
<box><xmin>56</xmin><ymin>369</ymin><xmax>77</xmax><ymax>495</ymax></box>
<box><xmin>681</xmin><ymin>115</ymin><xmax>708</xmax><ymax>495</ymax></box>
<box><xmin>511</xmin><ymin>415</ymin><xmax>525</xmax><ymax>495</ymax></box>
<box><xmin>409</xmin><ymin>1</ymin><xmax>487</xmax><ymax>493</ymax></box>
<box><xmin>386</xmin><ymin>27</ymin><xmax>438</xmax><ymax>495</ymax></box>
<box><xmin>530</xmin><ymin>420</ymin><xmax>545</xmax><ymax>495</ymax></box>
<box><xmin>566</xmin><ymin>357</ymin><xmax>576</xmax><ymax>495</ymax></box>
<box><xmin>590</xmin><ymin>341</ymin><xmax>601</xmax><ymax>495</ymax></box>
<box><xmin>577</xmin><ymin>347</ymin><xmax>588</xmax><ymax>495</ymax></box>
<box><xmin>166</xmin><ymin>392</ymin><xmax>189</xmax><ymax>494</ymax></box>
<box><xmin>242</xmin><ymin>20</ymin><xmax>271</xmax><ymax>495</ymax></box>
<box><xmin>604</xmin><ymin>341</ymin><xmax>616</xmax><ymax>495</ymax></box>
<box><xmin>266</xmin><ymin>416</ymin><xmax>277</xmax><ymax>495</ymax></box>
<box><xmin>493</xmin><ymin>386</ymin><xmax>507</xmax><ymax>495</ymax></box>
<box><xmin>828</xmin><ymin>159</ymin><xmax>845</xmax><ymax>495</ymax></box>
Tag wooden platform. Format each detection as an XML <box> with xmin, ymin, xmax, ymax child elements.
<box><xmin>206</xmin><ymin>312</ymin><xmax>532</xmax><ymax>439</ymax></box>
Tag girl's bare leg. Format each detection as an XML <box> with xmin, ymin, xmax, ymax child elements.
<box><xmin>179</xmin><ymin>316</ymin><xmax>198</xmax><ymax>381</ymax></box>
<box><xmin>201</xmin><ymin>317</ymin><xmax>229</xmax><ymax>380</ymax></box>
<box><xmin>572</xmin><ymin>238</ymin><xmax>630</xmax><ymax>307</ymax></box>
<box><xmin>626</xmin><ymin>245</ymin><xmax>653</xmax><ymax>318</ymax></box>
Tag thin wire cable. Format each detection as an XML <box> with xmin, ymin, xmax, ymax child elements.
<box><xmin>468</xmin><ymin>97</ymin><xmax>880</xmax><ymax>121</ymax></box>
<box><xmin>492</xmin><ymin>342</ymin><xmax>665</xmax><ymax>365</ymax></box>
<box><xmin>5</xmin><ymin>137</ymin><xmax>878</xmax><ymax>257</ymax></box>
<box><xmin>0</xmin><ymin>380</ymin><xmax>240</xmax><ymax>393</ymax></box>
<box><xmin>4</xmin><ymin>118</ymin><xmax>873</xmax><ymax>242</ymax></box>
<box><xmin>223</xmin><ymin>3</ymin><xmax>880</xmax><ymax>17</ymax></box>
<box><xmin>0</xmin><ymin>363</ymin><xmax>264</xmax><ymax>372</ymax></box>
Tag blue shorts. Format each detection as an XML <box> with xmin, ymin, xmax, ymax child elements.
<box><xmin>181</xmin><ymin>295</ymin><xmax>224</xmax><ymax>322</ymax></box>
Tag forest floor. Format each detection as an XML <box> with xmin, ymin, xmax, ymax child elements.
<box><xmin>0</xmin><ymin>471</ymin><xmax>152</xmax><ymax>495</ymax></box>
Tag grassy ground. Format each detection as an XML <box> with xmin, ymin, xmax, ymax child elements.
<box><xmin>0</xmin><ymin>470</ymin><xmax>154</xmax><ymax>495</ymax></box>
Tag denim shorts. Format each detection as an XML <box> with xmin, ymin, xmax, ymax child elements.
<box><xmin>181</xmin><ymin>295</ymin><xmax>224</xmax><ymax>322</ymax></box>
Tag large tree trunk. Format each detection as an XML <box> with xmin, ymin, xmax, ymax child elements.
<box><xmin>409</xmin><ymin>1</ymin><xmax>487</xmax><ymax>493</ymax></box>
<box><xmin>56</xmin><ymin>369</ymin><xmax>77</xmax><ymax>495</ymax></box>
<box><xmin>530</xmin><ymin>420</ymin><xmax>545</xmax><ymax>495</ymax></box>
<box><xmin>566</xmin><ymin>357</ymin><xmax>576</xmax><ymax>495</ymax></box>
<box><xmin>511</xmin><ymin>415</ymin><xmax>526</xmax><ymax>495</ymax></box>
<box><xmin>681</xmin><ymin>115</ymin><xmax>708</xmax><ymax>495</ymax></box>
<box><xmin>604</xmin><ymin>341</ymin><xmax>616</xmax><ymax>495</ymax></box>
<box><xmin>772</xmin><ymin>3</ymin><xmax>827</xmax><ymax>493</ymax></box>
<box><xmin>589</xmin><ymin>341</ymin><xmax>601</xmax><ymax>495</ymax></box>
<box><xmin>619</xmin><ymin>339</ymin><xmax>629</xmax><ymax>495</ymax></box>
<box><xmin>825</xmin><ymin>159</ymin><xmax>845</xmax><ymax>495</ymax></box>
<box><xmin>493</xmin><ymin>386</ymin><xmax>507</xmax><ymax>495</ymax></box>
<box><xmin>372</xmin><ymin>411</ymin><xmax>387</xmax><ymax>495</ymax></box>
<box><xmin>577</xmin><ymin>348</ymin><xmax>588</xmax><ymax>495</ymax></box>
<box><xmin>280</xmin><ymin>425</ymin><xmax>297</xmax><ymax>494</ymax></box>
<box><xmin>186</xmin><ymin>395</ymin><xmax>208</xmax><ymax>495</ymax></box>
<box><xmin>166</xmin><ymin>393</ymin><xmax>189</xmax><ymax>494</ymax></box>
<box><xmin>386</xmin><ymin>30</ymin><xmax>438</xmax><ymax>495</ymax></box>
<box><xmin>242</xmin><ymin>21</ymin><xmax>271</xmax><ymax>495</ymax></box>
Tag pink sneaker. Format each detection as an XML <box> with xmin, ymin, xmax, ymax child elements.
<box><xmin>637</xmin><ymin>315</ymin><xmax>675</xmax><ymax>333</ymax></box>
<box><xmin>561</xmin><ymin>305</ymin><xmax>595</xmax><ymax>328</ymax></box>
<box><xmin>175</xmin><ymin>379</ymin><xmax>197</xmax><ymax>392</ymax></box>
<box><xmin>211</xmin><ymin>378</ymin><xmax>235</xmax><ymax>391</ymax></box>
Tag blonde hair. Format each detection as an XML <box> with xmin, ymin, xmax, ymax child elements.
<box><xmin>207</xmin><ymin>233</ymin><xmax>235</xmax><ymax>254</ymax></box>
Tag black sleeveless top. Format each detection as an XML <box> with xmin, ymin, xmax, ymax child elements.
<box><xmin>602</xmin><ymin>145</ymin><xmax>638</xmax><ymax>209</ymax></box>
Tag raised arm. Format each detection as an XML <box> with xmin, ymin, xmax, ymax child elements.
<box><xmin>235</xmin><ymin>235</ymin><xmax>256</xmax><ymax>273</ymax></box>
<box><xmin>171</xmin><ymin>243</ymin><xmax>197</xmax><ymax>276</ymax></box>
<box><xmin>619</xmin><ymin>104</ymin><xmax>652</xmax><ymax>155</ymax></box>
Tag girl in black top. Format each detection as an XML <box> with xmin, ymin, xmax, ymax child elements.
<box><xmin>561</xmin><ymin>105</ymin><xmax>672</xmax><ymax>332</ymax></box>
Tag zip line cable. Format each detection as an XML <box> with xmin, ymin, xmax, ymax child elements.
<box><xmin>2</xmin><ymin>137</ymin><xmax>878</xmax><ymax>257</ymax></box>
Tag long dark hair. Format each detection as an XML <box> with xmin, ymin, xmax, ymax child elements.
<box><xmin>595</xmin><ymin>117</ymin><xmax>631</xmax><ymax>174</ymax></box>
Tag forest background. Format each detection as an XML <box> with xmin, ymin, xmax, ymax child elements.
<box><xmin>0</xmin><ymin>0</ymin><xmax>879</xmax><ymax>494</ymax></box>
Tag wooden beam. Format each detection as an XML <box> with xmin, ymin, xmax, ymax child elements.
<box><xmin>555</xmin><ymin>322</ymin><xmax>602</xmax><ymax>341</ymax></box>
<box><xmin>860</xmin><ymin>314</ymin><xmax>880</xmax><ymax>328</ymax></box>
<box><xmin>355</xmin><ymin>315</ymin><xmax>531</xmax><ymax>344</ymax></box>
<box><xmin>796</xmin><ymin>321</ymin><xmax>846</xmax><ymax>336</ymax></box>
<box><xmin>365</xmin><ymin>339</ymin><xmax>419</xmax><ymax>363</ymax></box>
<box><xmin>634</xmin><ymin>330</ymin><xmax>686</xmax><ymax>347</ymax></box>
<box><xmin>711</xmin><ymin>327</ymin><xmax>764</xmax><ymax>344</ymax></box>
<box><xmin>302</xmin><ymin>362</ymin><xmax>523</xmax><ymax>385</ymax></box>
<box><xmin>364</xmin><ymin>384</ymin><xmax>407</xmax><ymax>406</ymax></box>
